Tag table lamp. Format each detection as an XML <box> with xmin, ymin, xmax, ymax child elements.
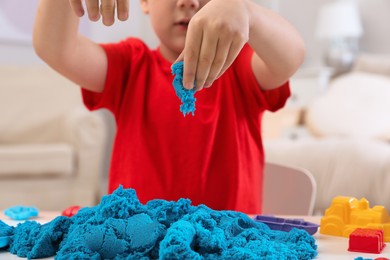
<box><xmin>316</xmin><ymin>0</ymin><xmax>363</xmax><ymax>74</ymax></box>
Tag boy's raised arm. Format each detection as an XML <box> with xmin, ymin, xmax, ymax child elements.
<box><xmin>247</xmin><ymin>1</ymin><xmax>305</xmax><ymax>90</ymax></box>
<box><xmin>33</xmin><ymin>0</ymin><xmax>108</xmax><ymax>92</ymax></box>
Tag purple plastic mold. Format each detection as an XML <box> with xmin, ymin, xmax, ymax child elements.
<box><xmin>253</xmin><ymin>215</ymin><xmax>319</xmax><ymax>235</ymax></box>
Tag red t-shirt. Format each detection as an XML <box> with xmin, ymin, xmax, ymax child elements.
<box><xmin>82</xmin><ymin>38</ymin><xmax>290</xmax><ymax>214</ymax></box>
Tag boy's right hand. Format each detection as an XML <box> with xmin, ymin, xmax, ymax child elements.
<box><xmin>69</xmin><ymin>0</ymin><xmax>129</xmax><ymax>26</ymax></box>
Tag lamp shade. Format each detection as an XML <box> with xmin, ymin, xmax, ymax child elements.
<box><xmin>316</xmin><ymin>0</ymin><xmax>363</xmax><ymax>39</ymax></box>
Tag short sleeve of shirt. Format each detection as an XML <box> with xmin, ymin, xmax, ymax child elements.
<box><xmin>81</xmin><ymin>38</ymin><xmax>148</xmax><ymax>115</ymax></box>
<box><xmin>232</xmin><ymin>44</ymin><xmax>291</xmax><ymax>113</ymax></box>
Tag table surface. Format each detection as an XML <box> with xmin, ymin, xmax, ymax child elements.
<box><xmin>1</xmin><ymin>212</ymin><xmax>389</xmax><ymax>259</ymax></box>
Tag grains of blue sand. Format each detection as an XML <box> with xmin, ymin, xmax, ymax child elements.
<box><xmin>171</xmin><ymin>61</ymin><xmax>196</xmax><ymax>116</ymax></box>
<box><xmin>1</xmin><ymin>186</ymin><xmax>317</xmax><ymax>259</ymax></box>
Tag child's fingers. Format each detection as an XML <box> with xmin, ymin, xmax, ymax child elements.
<box><xmin>187</xmin><ymin>28</ymin><xmax>245</xmax><ymax>91</ymax></box>
<box><xmin>202</xmin><ymin>34</ymin><xmax>232</xmax><ymax>89</ymax></box>
<box><xmin>85</xmin><ymin>0</ymin><xmax>100</xmax><ymax>21</ymax></box>
<box><xmin>69</xmin><ymin>0</ymin><xmax>85</xmax><ymax>17</ymax></box>
<box><xmin>216</xmin><ymin>38</ymin><xmax>245</xmax><ymax>80</ymax></box>
<box><xmin>100</xmin><ymin>0</ymin><xmax>116</xmax><ymax>26</ymax></box>
<box><xmin>182</xmin><ymin>24</ymin><xmax>203</xmax><ymax>90</ymax></box>
<box><xmin>116</xmin><ymin>0</ymin><xmax>129</xmax><ymax>21</ymax></box>
<box><xmin>193</xmin><ymin>29</ymin><xmax>219</xmax><ymax>91</ymax></box>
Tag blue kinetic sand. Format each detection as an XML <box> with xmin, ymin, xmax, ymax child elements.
<box><xmin>5</xmin><ymin>186</ymin><xmax>317</xmax><ymax>259</ymax></box>
<box><xmin>4</xmin><ymin>206</ymin><xmax>38</xmax><ymax>220</ymax></box>
<box><xmin>0</xmin><ymin>220</ymin><xmax>14</xmax><ymax>248</ymax></box>
<box><xmin>253</xmin><ymin>215</ymin><xmax>319</xmax><ymax>235</ymax></box>
<box><xmin>171</xmin><ymin>61</ymin><xmax>196</xmax><ymax>116</ymax></box>
<box><xmin>0</xmin><ymin>236</ymin><xmax>11</xmax><ymax>249</ymax></box>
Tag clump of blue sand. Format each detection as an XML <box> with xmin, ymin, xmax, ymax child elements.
<box><xmin>172</xmin><ymin>61</ymin><xmax>196</xmax><ymax>116</ymax></box>
<box><xmin>2</xmin><ymin>186</ymin><xmax>317</xmax><ymax>259</ymax></box>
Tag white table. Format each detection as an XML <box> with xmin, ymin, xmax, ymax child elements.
<box><xmin>1</xmin><ymin>213</ymin><xmax>389</xmax><ymax>259</ymax></box>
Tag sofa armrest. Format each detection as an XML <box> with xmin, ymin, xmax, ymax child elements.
<box><xmin>58</xmin><ymin>108</ymin><xmax>107</xmax><ymax>189</ymax></box>
<box><xmin>59</xmin><ymin>108</ymin><xmax>105</xmax><ymax>148</ymax></box>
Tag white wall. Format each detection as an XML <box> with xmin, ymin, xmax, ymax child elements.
<box><xmin>0</xmin><ymin>0</ymin><xmax>157</xmax><ymax>64</ymax></box>
<box><xmin>357</xmin><ymin>0</ymin><xmax>390</xmax><ymax>54</ymax></box>
<box><xmin>1</xmin><ymin>0</ymin><xmax>389</xmax><ymax>67</ymax></box>
<box><xmin>277</xmin><ymin>0</ymin><xmax>390</xmax><ymax>67</ymax></box>
<box><xmin>0</xmin><ymin>0</ymin><xmax>40</xmax><ymax>64</ymax></box>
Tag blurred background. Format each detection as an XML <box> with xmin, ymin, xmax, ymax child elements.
<box><xmin>1</xmin><ymin>0</ymin><xmax>390</xmax><ymax>215</ymax></box>
<box><xmin>2</xmin><ymin>0</ymin><xmax>389</xmax><ymax>65</ymax></box>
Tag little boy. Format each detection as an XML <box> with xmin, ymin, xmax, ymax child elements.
<box><xmin>33</xmin><ymin>0</ymin><xmax>305</xmax><ymax>214</ymax></box>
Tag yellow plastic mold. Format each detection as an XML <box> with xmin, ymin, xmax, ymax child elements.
<box><xmin>320</xmin><ymin>196</ymin><xmax>390</xmax><ymax>242</ymax></box>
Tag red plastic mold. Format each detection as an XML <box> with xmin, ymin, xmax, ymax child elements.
<box><xmin>348</xmin><ymin>228</ymin><xmax>386</xmax><ymax>254</ymax></box>
<box><xmin>61</xmin><ymin>205</ymin><xmax>81</xmax><ymax>217</ymax></box>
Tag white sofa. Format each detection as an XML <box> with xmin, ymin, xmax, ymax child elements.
<box><xmin>0</xmin><ymin>65</ymin><xmax>108</xmax><ymax>211</ymax></box>
<box><xmin>263</xmin><ymin>54</ymin><xmax>390</xmax><ymax>215</ymax></box>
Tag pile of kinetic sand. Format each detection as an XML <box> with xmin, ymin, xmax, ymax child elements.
<box><xmin>2</xmin><ymin>186</ymin><xmax>317</xmax><ymax>259</ymax></box>
<box><xmin>172</xmin><ymin>61</ymin><xmax>197</xmax><ymax>116</ymax></box>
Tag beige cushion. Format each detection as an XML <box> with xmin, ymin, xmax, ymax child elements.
<box><xmin>0</xmin><ymin>65</ymin><xmax>82</xmax><ymax>143</ymax></box>
<box><xmin>305</xmin><ymin>72</ymin><xmax>390</xmax><ymax>140</ymax></box>
<box><xmin>0</xmin><ymin>65</ymin><xmax>106</xmax><ymax>210</ymax></box>
<box><xmin>0</xmin><ymin>144</ymin><xmax>74</xmax><ymax>177</ymax></box>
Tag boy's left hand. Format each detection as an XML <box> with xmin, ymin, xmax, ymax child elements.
<box><xmin>178</xmin><ymin>0</ymin><xmax>250</xmax><ymax>91</ymax></box>
<box><xmin>69</xmin><ymin>0</ymin><xmax>129</xmax><ymax>26</ymax></box>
